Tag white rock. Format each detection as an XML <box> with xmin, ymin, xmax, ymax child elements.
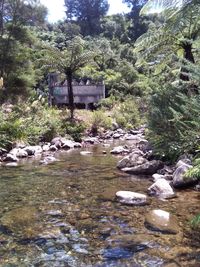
<box><xmin>80</xmin><ymin>151</ymin><xmax>92</xmax><ymax>155</ymax></box>
<box><xmin>148</xmin><ymin>179</ymin><xmax>175</xmax><ymax>199</ymax></box>
<box><xmin>145</xmin><ymin>209</ymin><xmax>179</xmax><ymax>234</ymax></box>
<box><xmin>116</xmin><ymin>191</ymin><xmax>148</xmax><ymax>205</ymax></box>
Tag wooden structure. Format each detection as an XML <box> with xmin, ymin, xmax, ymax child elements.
<box><xmin>48</xmin><ymin>73</ymin><xmax>105</xmax><ymax>109</ymax></box>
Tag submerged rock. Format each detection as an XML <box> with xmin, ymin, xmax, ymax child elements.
<box><xmin>116</xmin><ymin>191</ymin><xmax>148</xmax><ymax>205</ymax></box>
<box><xmin>40</xmin><ymin>156</ymin><xmax>58</xmax><ymax>165</ymax></box>
<box><xmin>0</xmin><ymin>206</ymin><xmax>38</xmax><ymax>233</ymax></box>
<box><xmin>148</xmin><ymin>179</ymin><xmax>175</xmax><ymax>199</ymax></box>
<box><xmin>145</xmin><ymin>209</ymin><xmax>179</xmax><ymax>234</ymax></box>
<box><xmin>122</xmin><ymin>160</ymin><xmax>164</xmax><ymax>175</ymax></box>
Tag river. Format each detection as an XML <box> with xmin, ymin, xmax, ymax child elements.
<box><xmin>0</xmin><ymin>141</ymin><xmax>199</xmax><ymax>266</ymax></box>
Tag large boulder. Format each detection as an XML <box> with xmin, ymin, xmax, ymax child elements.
<box><xmin>117</xmin><ymin>149</ymin><xmax>146</xmax><ymax>169</ymax></box>
<box><xmin>172</xmin><ymin>163</ymin><xmax>196</xmax><ymax>188</ymax></box>
<box><xmin>122</xmin><ymin>160</ymin><xmax>164</xmax><ymax>175</ymax></box>
<box><xmin>145</xmin><ymin>209</ymin><xmax>179</xmax><ymax>234</ymax></box>
<box><xmin>148</xmin><ymin>179</ymin><xmax>175</xmax><ymax>199</ymax></box>
<box><xmin>116</xmin><ymin>191</ymin><xmax>148</xmax><ymax>205</ymax></box>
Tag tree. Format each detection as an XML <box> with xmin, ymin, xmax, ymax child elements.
<box><xmin>0</xmin><ymin>0</ymin><xmax>47</xmax><ymax>101</ymax></box>
<box><xmin>135</xmin><ymin>0</ymin><xmax>200</xmax><ymax>82</ymax></box>
<box><xmin>123</xmin><ymin>0</ymin><xmax>148</xmax><ymax>41</ymax></box>
<box><xmin>65</xmin><ymin>0</ymin><xmax>109</xmax><ymax>36</ymax></box>
<box><xmin>42</xmin><ymin>37</ymin><xmax>95</xmax><ymax>119</ymax></box>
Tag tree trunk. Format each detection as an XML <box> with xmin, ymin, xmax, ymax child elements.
<box><xmin>180</xmin><ymin>43</ymin><xmax>195</xmax><ymax>81</ymax></box>
<box><xmin>66</xmin><ymin>69</ymin><xmax>74</xmax><ymax>120</ymax></box>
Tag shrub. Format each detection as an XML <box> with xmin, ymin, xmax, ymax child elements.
<box><xmin>63</xmin><ymin>120</ymin><xmax>86</xmax><ymax>142</ymax></box>
<box><xmin>0</xmin><ymin>100</ymin><xmax>64</xmax><ymax>149</ymax></box>
<box><xmin>191</xmin><ymin>214</ymin><xmax>200</xmax><ymax>231</ymax></box>
<box><xmin>90</xmin><ymin>110</ymin><xmax>112</xmax><ymax>135</ymax></box>
<box><xmin>113</xmin><ymin>98</ymin><xmax>141</xmax><ymax>129</ymax></box>
<box><xmin>147</xmin><ymin>82</ymin><xmax>200</xmax><ymax>161</ymax></box>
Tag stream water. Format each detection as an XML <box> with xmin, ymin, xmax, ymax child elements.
<box><xmin>0</xmin><ymin>141</ymin><xmax>199</xmax><ymax>267</ymax></box>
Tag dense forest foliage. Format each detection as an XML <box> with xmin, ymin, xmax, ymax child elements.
<box><xmin>1</xmin><ymin>0</ymin><xmax>200</xmax><ymax>167</ymax></box>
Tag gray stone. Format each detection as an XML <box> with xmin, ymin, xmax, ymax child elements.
<box><xmin>42</xmin><ymin>144</ymin><xmax>50</xmax><ymax>152</ymax></box>
<box><xmin>110</xmin><ymin>146</ymin><xmax>129</xmax><ymax>155</ymax></box>
<box><xmin>83</xmin><ymin>137</ymin><xmax>99</xmax><ymax>144</ymax></box>
<box><xmin>113</xmin><ymin>133</ymin><xmax>123</xmax><ymax>139</ymax></box>
<box><xmin>117</xmin><ymin>149</ymin><xmax>146</xmax><ymax>169</ymax></box>
<box><xmin>51</xmin><ymin>137</ymin><xmax>61</xmax><ymax>145</ymax></box>
<box><xmin>74</xmin><ymin>142</ymin><xmax>82</xmax><ymax>148</ymax></box>
<box><xmin>62</xmin><ymin>140</ymin><xmax>75</xmax><ymax>149</ymax></box>
<box><xmin>148</xmin><ymin>179</ymin><xmax>175</xmax><ymax>199</ymax></box>
<box><xmin>0</xmin><ymin>148</ymin><xmax>7</xmax><ymax>156</ymax></box>
<box><xmin>3</xmin><ymin>153</ymin><xmax>18</xmax><ymax>162</ymax></box>
<box><xmin>40</xmin><ymin>156</ymin><xmax>57</xmax><ymax>165</ymax></box>
<box><xmin>145</xmin><ymin>209</ymin><xmax>179</xmax><ymax>234</ymax></box>
<box><xmin>49</xmin><ymin>145</ymin><xmax>58</xmax><ymax>151</ymax></box>
<box><xmin>172</xmin><ymin>163</ymin><xmax>195</xmax><ymax>188</ymax></box>
<box><xmin>122</xmin><ymin>160</ymin><xmax>164</xmax><ymax>175</ymax></box>
<box><xmin>116</xmin><ymin>191</ymin><xmax>148</xmax><ymax>205</ymax></box>
<box><xmin>152</xmin><ymin>173</ymin><xmax>173</xmax><ymax>182</ymax></box>
<box><xmin>9</xmin><ymin>148</ymin><xmax>19</xmax><ymax>156</ymax></box>
<box><xmin>176</xmin><ymin>159</ymin><xmax>191</xmax><ymax>168</ymax></box>
<box><xmin>24</xmin><ymin>145</ymin><xmax>43</xmax><ymax>155</ymax></box>
<box><xmin>16</xmin><ymin>149</ymin><xmax>28</xmax><ymax>158</ymax></box>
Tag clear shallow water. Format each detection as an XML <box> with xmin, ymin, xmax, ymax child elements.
<box><xmin>0</xmin><ymin>142</ymin><xmax>199</xmax><ymax>266</ymax></box>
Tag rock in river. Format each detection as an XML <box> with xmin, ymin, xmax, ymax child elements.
<box><xmin>145</xmin><ymin>209</ymin><xmax>179</xmax><ymax>234</ymax></box>
<box><xmin>116</xmin><ymin>191</ymin><xmax>148</xmax><ymax>205</ymax></box>
<box><xmin>172</xmin><ymin>162</ymin><xmax>196</xmax><ymax>188</ymax></box>
<box><xmin>110</xmin><ymin>146</ymin><xmax>129</xmax><ymax>155</ymax></box>
<box><xmin>117</xmin><ymin>149</ymin><xmax>146</xmax><ymax>169</ymax></box>
<box><xmin>122</xmin><ymin>160</ymin><xmax>164</xmax><ymax>175</ymax></box>
<box><xmin>148</xmin><ymin>179</ymin><xmax>175</xmax><ymax>199</ymax></box>
<box><xmin>3</xmin><ymin>153</ymin><xmax>18</xmax><ymax>162</ymax></box>
<box><xmin>0</xmin><ymin>206</ymin><xmax>38</xmax><ymax>233</ymax></box>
